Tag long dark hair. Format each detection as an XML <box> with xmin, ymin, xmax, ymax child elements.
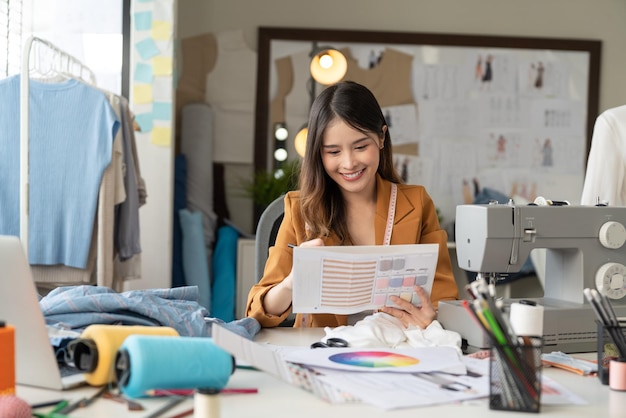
<box><xmin>299</xmin><ymin>81</ymin><xmax>402</xmax><ymax>243</ymax></box>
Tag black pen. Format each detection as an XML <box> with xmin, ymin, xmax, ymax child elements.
<box><xmin>30</xmin><ymin>399</ymin><xmax>67</xmax><ymax>409</ymax></box>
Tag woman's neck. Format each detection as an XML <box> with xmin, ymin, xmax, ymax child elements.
<box><xmin>342</xmin><ymin>184</ymin><xmax>377</xmax><ymax>245</ymax></box>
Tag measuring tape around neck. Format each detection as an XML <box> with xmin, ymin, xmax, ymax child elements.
<box><xmin>383</xmin><ymin>183</ymin><xmax>397</xmax><ymax>246</ymax></box>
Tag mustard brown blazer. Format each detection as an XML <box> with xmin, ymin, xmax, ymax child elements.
<box><xmin>246</xmin><ymin>175</ymin><xmax>459</xmax><ymax>328</ymax></box>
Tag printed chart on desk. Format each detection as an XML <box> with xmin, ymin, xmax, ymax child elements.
<box><xmin>292</xmin><ymin>244</ymin><xmax>438</xmax><ymax>314</ymax></box>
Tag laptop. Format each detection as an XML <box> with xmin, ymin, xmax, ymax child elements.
<box><xmin>0</xmin><ymin>235</ymin><xmax>86</xmax><ymax>390</ymax></box>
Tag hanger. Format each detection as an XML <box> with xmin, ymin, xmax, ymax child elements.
<box><xmin>27</xmin><ymin>37</ymin><xmax>96</xmax><ymax>85</ymax></box>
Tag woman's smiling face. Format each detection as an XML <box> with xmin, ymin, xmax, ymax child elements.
<box><xmin>321</xmin><ymin>118</ymin><xmax>385</xmax><ymax>199</ymax></box>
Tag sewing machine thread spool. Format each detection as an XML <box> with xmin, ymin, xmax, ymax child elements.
<box><xmin>67</xmin><ymin>324</ymin><xmax>179</xmax><ymax>386</ymax></box>
<box><xmin>609</xmin><ymin>359</ymin><xmax>626</xmax><ymax>391</ymax></box>
<box><xmin>509</xmin><ymin>300</ymin><xmax>544</xmax><ymax>337</ymax></box>
<box><xmin>114</xmin><ymin>335</ymin><xmax>235</xmax><ymax>398</ymax></box>
<box><xmin>194</xmin><ymin>388</ymin><xmax>221</xmax><ymax>418</ymax></box>
<box><xmin>0</xmin><ymin>321</ymin><xmax>16</xmax><ymax>395</ymax></box>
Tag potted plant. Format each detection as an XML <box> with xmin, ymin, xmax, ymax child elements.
<box><xmin>239</xmin><ymin>159</ymin><xmax>300</xmax><ymax>220</ymax></box>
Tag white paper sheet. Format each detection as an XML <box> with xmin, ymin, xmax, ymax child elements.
<box><xmin>292</xmin><ymin>244</ymin><xmax>439</xmax><ymax>314</ymax></box>
<box><xmin>283</xmin><ymin>346</ymin><xmax>466</xmax><ymax>374</ymax></box>
<box><xmin>212</xmin><ymin>325</ymin><xmax>588</xmax><ymax>410</ymax></box>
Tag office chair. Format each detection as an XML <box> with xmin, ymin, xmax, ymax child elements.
<box><xmin>254</xmin><ymin>195</ymin><xmax>285</xmax><ymax>283</ymax></box>
<box><xmin>254</xmin><ymin>195</ymin><xmax>297</xmax><ymax>326</ymax></box>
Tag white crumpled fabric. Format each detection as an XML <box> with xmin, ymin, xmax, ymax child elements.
<box><xmin>322</xmin><ymin>312</ymin><xmax>462</xmax><ymax>354</ymax></box>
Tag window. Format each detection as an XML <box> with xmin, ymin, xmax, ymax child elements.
<box><xmin>1</xmin><ymin>0</ymin><xmax>129</xmax><ymax>96</ymax></box>
<box><xmin>0</xmin><ymin>0</ymin><xmax>30</xmax><ymax>77</ymax></box>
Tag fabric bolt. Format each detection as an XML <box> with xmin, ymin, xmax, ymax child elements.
<box><xmin>172</xmin><ymin>154</ymin><xmax>188</xmax><ymax>287</ymax></box>
<box><xmin>179</xmin><ymin>209</ymin><xmax>211</xmax><ymax>311</ymax></box>
<box><xmin>211</xmin><ymin>224</ymin><xmax>240</xmax><ymax>322</ymax></box>
<box><xmin>180</xmin><ymin>103</ymin><xmax>218</xmax><ymax>264</ymax></box>
<box><xmin>0</xmin><ymin>75</ymin><xmax>118</xmax><ymax>268</ymax></box>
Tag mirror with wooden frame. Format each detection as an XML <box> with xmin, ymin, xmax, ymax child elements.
<box><xmin>253</xmin><ymin>27</ymin><xmax>601</xmax><ymax>227</ymax></box>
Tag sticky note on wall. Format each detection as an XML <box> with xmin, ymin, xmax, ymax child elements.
<box><xmin>153</xmin><ymin>56</ymin><xmax>173</xmax><ymax>76</ymax></box>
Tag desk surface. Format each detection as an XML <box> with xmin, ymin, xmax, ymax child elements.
<box><xmin>18</xmin><ymin>328</ymin><xmax>626</xmax><ymax>417</ymax></box>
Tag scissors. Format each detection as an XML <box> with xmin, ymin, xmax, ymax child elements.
<box><xmin>310</xmin><ymin>337</ymin><xmax>349</xmax><ymax>349</ymax></box>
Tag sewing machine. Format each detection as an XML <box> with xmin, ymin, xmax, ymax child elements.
<box><xmin>438</xmin><ymin>202</ymin><xmax>626</xmax><ymax>353</ymax></box>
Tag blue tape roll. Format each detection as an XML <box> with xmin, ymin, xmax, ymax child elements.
<box><xmin>115</xmin><ymin>335</ymin><xmax>234</xmax><ymax>398</ymax></box>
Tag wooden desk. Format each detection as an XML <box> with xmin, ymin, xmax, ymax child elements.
<box><xmin>17</xmin><ymin>328</ymin><xmax>626</xmax><ymax>417</ymax></box>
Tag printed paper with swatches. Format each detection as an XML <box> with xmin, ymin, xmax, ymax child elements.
<box><xmin>292</xmin><ymin>244</ymin><xmax>438</xmax><ymax>314</ymax></box>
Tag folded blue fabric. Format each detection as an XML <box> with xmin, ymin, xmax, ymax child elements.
<box><xmin>40</xmin><ymin>285</ymin><xmax>260</xmax><ymax>339</ymax></box>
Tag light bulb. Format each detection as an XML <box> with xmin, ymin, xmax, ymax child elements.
<box><xmin>274</xmin><ymin>148</ymin><xmax>288</xmax><ymax>162</ymax></box>
<box><xmin>319</xmin><ymin>54</ymin><xmax>333</xmax><ymax>69</ymax></box>
<box><xmin>275</xmin><ymin>127</ymin><xmax>288</xmax><ymax>141</ymax></box>
<box><xmin>294</xmin><ymin>127</ymin><xmax>308</xmax><ymax>157</ymax></box>
<box><xmin>310</xmin><ymin>49</ymin><xmax>347</xmax><ymax>85</ymax></box>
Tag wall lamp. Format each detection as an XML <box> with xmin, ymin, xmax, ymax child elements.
<box><xmin>309</xmin><ymin>47</ymin><xmax>347</xmax><ymax>85</ymax></box>
<box><xmin>273</xmin><ymin>122</ymin><xmax>289</xmax><ymax>169</ymax></box>
<box><xmin>295</xmin><ymin>44</ymin><xmax>348</xmax><ymax>158</ymax></box>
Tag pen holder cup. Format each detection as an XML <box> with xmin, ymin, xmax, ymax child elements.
<box><xmin>489</xmin><ymin>337</ymin><xmax>543</xmax><ymax>413</ymax></box>
<box><xmin>596</xmin><ymin>321</ymin><xmax>626</xmax><ymax>385</ymax></box>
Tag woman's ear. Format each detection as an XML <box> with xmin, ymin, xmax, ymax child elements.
<box><xmin>379</xmin><ymin>125</ymin><xmax>388</xmax><ymax>149</ymax></box>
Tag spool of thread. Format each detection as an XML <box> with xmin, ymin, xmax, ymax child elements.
<box><xmin>115</xmin><ymin>335</ymin><xmax>234</xmax><ymax>398</ymax></box>
<box><xmin>194</xmin><ymin>388</ymin><xmax>221</xmax><ymax>418</ymax></box>
<box><xmin>509</xmin><ymin>300</ymin><xmax>544</xmax><ymax>337</ymax></box>
<box><xmin>609</xmin><ymin>359</ymin><xmax>626</xmax><ymax>391</ymax></box>
<box><xmin>0</xmin><ymin>395</ymin><xmax>31</xmax><ymax>418</ymax></box>
<box><xmin>0</xmin><ymin>321</ymin><xmax>16</xmax><ymax>395</ymax></box>
<box><xmin>67</xmin><ymin>324</ymin><xmax>179</xmax><ymax>386</ymax></box>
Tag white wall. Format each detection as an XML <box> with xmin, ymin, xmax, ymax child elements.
<box><xmin>178</xmin><ymin>0</ymin><xmax>626</xmax><ymax>112</ymax></box>
<box><xmin>134</xmin><ymin>0</ymin><xmax>625</xmax><ymax>289</ymax></box>
<box><xmin>125</xmin><ymin>0</ymin><xmax>177</xmax><ymax>291</ymax></box>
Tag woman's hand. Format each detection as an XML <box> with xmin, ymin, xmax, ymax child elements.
<box><xmin>299</xmin><ymin>238</ymin><xmax>325</xmax><ymax>248</ymax></box>
<box><xmin>379</xmin><ymin>286</ymin><xmax>437</xmax><ymax>329</ymax></box>
<box><xmin>282</xmin><ymin>238</ymin><xmax>325</xmax><ymax>290</ymax></box>
<box><xmin>264</xmin><ymin>238</ymin><xmax>326</xmax><ymax>316</ymax></box>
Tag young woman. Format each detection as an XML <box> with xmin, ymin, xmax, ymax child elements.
<box><xmin>246</xmin><ymin>81</ymin><xmax>458</xmax><ymax>328</ymax></box>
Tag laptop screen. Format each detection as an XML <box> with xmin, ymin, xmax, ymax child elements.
<box><xmin>0</xmin><ymin>235</ymin><xmax>84</xmax><ymax>390</ymax></box>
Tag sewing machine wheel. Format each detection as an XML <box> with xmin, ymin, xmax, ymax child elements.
<box><xmin>596</xmin><ymin>262</ymin><xmax>626</xmax><ymax>299</ymax></box>
<box><xmin>599</xmin><ymin>221</ymin><xmax>626</xmax><ymax>249</ymax></box>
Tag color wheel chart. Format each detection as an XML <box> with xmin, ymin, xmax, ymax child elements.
<box><xmin>328</xmin><ymin>351</ymin><xmax>420</xmax><ymax>368</ymax></box>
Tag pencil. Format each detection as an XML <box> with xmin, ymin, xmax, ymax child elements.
<box><xmin>146</xmin><ymin>388</ymin><xmax>258</xmax><ymax>397</ymax></box>
<box><xmin>145</xmin><ymin>397</ymin><xmax>185</xmax><ymax>418</ymax></box>
<box><xmin>586</xmin><ymin>288</ymin><xmax>626</xmax><ymax>358</ymax></box>
<box><xmin>168</xmin><ymin>408</ymin><xmax>194</xmax><ymax>418</ymax></box>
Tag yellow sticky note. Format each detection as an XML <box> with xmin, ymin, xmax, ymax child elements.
<box><xmin>151</xmin><ymin>126</ymin><xmax>171</xmax><ymax>146</ymax></box>
<box><xmin>151</xmin><ymin>20</ymin><xmax>172</xmax><ymax>40</ymax></box>
<box><xmin>133</xmin><ymin>84</ymin><xmax>153</xmax><ymax>104</ymax></box>
<box><xmin>153</xmin><ymin>56</ymin><xmax>173</xmax><ymax>76</ymax></box>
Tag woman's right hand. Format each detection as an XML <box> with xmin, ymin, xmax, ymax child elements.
<box><xmin>263</xmin><ymin>238</ymin><xmax>325</xmax><ymax>316</ymax></box>
<box><xmin>300</xmin><ymin>238</ymin><xmax>325</xmax><ymax>248</ymax></box>
<box><xmin>283</xmin><ymin>238</ymin><xmax>325</xmax><ymax>290</ymax></box>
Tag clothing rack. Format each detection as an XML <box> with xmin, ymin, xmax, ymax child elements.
<box><xmin>19</xmin><ymin>36</ymin><xmax>97</xmax><ymax>256</ymax></box>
